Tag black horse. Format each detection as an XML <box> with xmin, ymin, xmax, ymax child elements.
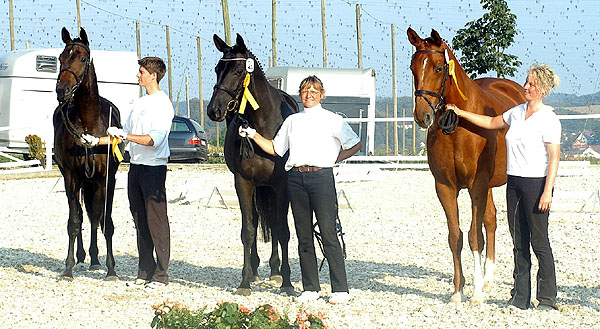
<box><xmin>207</xmin><ymin>34</ymin><xmax>298</xmax><ymax>295</ymax></box>
<box><xmin>53</xmin><ymin>27</ymin><xmax>122</xmax><ymax>280</ymax></box>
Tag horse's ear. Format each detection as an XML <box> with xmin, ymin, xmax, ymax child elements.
<box><xmin>61</xmin><ymin>27</ymin><xmax>72</xmax><ymax>44</ymax></box>
<box><xmin>213</xmin><ymin>34</ymin><xmax>229</xmax><ymax>53</ymax></box>
<box><xmin>407</xmin><ymin>27</ymin><xmax>422</xmax><ymax>47</ymax></box>
<box><xmin>430</xmin><ymin>29</ymin><xmax>443</xmax><ymax>47</ymax></box>
<box><xmin>79</xmin><ymin>27</ymin><xmax>89</xmax><ymax>46</ymax></box>
<box><xmin>235</xmin><ymin>33</ymin><xmax>247</xmax><ymax>52</ymax></box>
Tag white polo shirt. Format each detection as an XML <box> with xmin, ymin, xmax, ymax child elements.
<box><xmin>123</xmin><ymin>90</ymin><xmax>174</xmax><ymax>166</ymax></box>
<box><xmin>503</xmin><ymin>103</ymin><xmax>561</xmax><ymax>178</ymax></box>
<box><xmin>272</xmin><ymin>104</ymin><xmax>360</xmax><ymax>171</ymax></box>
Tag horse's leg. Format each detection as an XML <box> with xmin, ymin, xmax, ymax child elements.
<box><xmin>82</xmin><ymin>182</ymin><xmax>101</xmax><ymax>271</ymax></box>
<box><xmin>467</xmin><ymin>182</ymin><xmax>491</xmax><ymax>304</ymax></box>
<box><xmin>103</xmin><ymin>172</ymin><xmax>118</xmax><ymax>279</ymax></box>
<box><xmin>75</xmin><ymin>230</ymin><xmax>85</xmax><ymax>267</ymax></box>
<box><xmin>270</xmin><ymin>184</ymin><xmax>293</xmax><ymax>295</ymax></box>
<box><xmin>62</xmin><ymin>174</ymin><xmax>83</xmax><ymax>279</ymax></box>
<box><xmin>435</xmin><ymin>181</ymin><xmax>466</xmax><ymax>303</ymax></box>
<box><xmin>250</xmin><ymin>204</ymin><xmax>260</xmax><ymax>282</ymax></box>
<box><xmin>235</xmin><ymin>175</ymin><xmax>257</xmax><ymax>296</ymax></box>
<box><xmin>482</xmin><ymin>188</ymin><xmax>497</xmax><ymax>291</ymax></box>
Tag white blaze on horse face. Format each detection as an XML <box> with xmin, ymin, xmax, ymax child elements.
<box><xmin>420</xmin><ymin>58</ymin><xmax>428</xmax><ymax>83</ymax></box>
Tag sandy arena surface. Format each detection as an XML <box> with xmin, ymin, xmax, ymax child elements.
<box><xmin>1</xmin><ymin>163</ymin><xmax>599</xmax><ymax>328</ymax></box>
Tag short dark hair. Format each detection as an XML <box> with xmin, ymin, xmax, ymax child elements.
<box><xmin>138</xmin><ymin>57</ymin><xmax>166</xmax><ymax>82</ymax></box>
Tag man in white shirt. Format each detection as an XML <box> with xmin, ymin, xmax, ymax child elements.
<box><xmin>85</xmin><ymin>57</ymin><xmax>174</xmax><ymax>288</ymax></box>
<box><xmin>240</xmin><ymin>75</ymin><xmax>361</xmax><ymax>304</ymax></box>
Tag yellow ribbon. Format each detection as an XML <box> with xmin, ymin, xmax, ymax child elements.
<box><xmin>110</xmin><ymin>136</ymin><xmax>124</xmax><ymax>162</ymax></box>
<box><xmin>238</xmin><ymin>73</ymin><xmax>259</xmax><ymax>114</ymax></box>
<box><xmin>448</xmin><ymin>60</ymin><xmax>468</xmax><ymax>101</ymax></box>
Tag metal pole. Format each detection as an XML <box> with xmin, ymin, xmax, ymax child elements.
<box><xmin>321</xmin><ymin>0</ymin><xmax>327</xmax><ymax>68</ymax></box>
<box><xmin>166</xmin><ymin>25</ymin><xmax>172</xmax><ymax>102</ymax></box>
<box><xmin>197</xmin><ymin>37</ymin><xmax>204</xmax><ymax>128</ymax></box>
<box><xmin>136</xmin><ymin>21</ymin><xmax>142</xmax><ymax>97</ymax></box>
<box><xmin>402</xmin><ymin>107</ymin><xmax>406</xmax><ymax>155</ymax></box>
<box><xmin>391</xmin><ymin>24</ymin><xmax>398</xmax><ymax>155</ymax></box>
<box><xmin>272</xmin><ymin>0</ymin><xmax>277</xmax><ymax>67</ymax></box>
<box><xmin>355</xmin><ymin>4</ymin><xmax>363</xmax><ymax>69</ymax></box>
<box><xmin>386</xmin><ymin>103</ymin><xmax>389</xmax><ymax>155</ymax></box>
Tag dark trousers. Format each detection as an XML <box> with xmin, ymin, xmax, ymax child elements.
<box><xmin>506</xmin><ymin>175</ymin><xmax>557</xmax><ymax>309</ymax></box>
<box><xmin>128</xmin><ymin>164</ymin><xmax>170</xmax><ymax>284</ymax></box>
<box><xmin>288</xmin><ymin>168</ymin><xmax>348</xmax><ymax>293</ymax></box>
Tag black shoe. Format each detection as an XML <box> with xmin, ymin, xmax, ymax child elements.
<box><xmin>537</xmin><ymin>304</ymin><xmax>557</xmax><ymax>311</ymax></box>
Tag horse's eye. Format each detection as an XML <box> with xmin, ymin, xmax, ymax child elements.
<box><xmin>80</xmin><ymin>57</ymin><xmax>87</xmax><ymax>63</ymax></box>
<box><xmin>435</xmin><ymin>66</ymin><xmax>443</xmax><ymax>73</ymax></box>
<box><xmin>237</xmin><ymin>68</ymin><xmax>244</xmax><ymax>75</ymax></box>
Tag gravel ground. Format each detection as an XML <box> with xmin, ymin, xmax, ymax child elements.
<box><xmin>1</xmin><ymin>164</ymin><xmax>599</xmax><ymax>328</ymax></box>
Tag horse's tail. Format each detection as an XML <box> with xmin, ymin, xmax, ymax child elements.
<box><xmin>254</xmin><ymin>186</ymin><xmax>274</xmax><ymax>243</ymax></box>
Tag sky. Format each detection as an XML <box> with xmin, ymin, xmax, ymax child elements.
<box><xmin>1</xmin><ymin>0</ymin><xmax>599</xmax><ymax>100</ymax></box>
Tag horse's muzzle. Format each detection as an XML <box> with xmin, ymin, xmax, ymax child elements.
<box><xmin>56</xmin><ymin>85</ymin><xmax>73</xmax><ymax>103</ymax></box>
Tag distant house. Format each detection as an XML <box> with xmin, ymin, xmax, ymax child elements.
<box><xmin>571</xmin><ymin>130</ymin><xmax>595</xmax><ymax>150</ymax></box>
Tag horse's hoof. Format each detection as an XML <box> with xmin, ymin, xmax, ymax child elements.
<box><xmin>449</xmin><ymin>292</ymin><xmax>467</xmax><ymax>303</ymax></box>
<box><xmin>269</xmin><ymin>275</ymin><xmax>283</xmax><ymax>285</ymax></box>
<box><xmin>280</xmin><ymin>286</ymin><xmax>296</xmax><ymax>296</ymax></box>
<box><xmin>89</xmin><ymin>264</ymin><xmax>102</xmax><ymax>271</ymax></box>
<box><xmin>73</xmin><ymin>263</ymin><xmax>86</xmax><ymax>272</ymax></box>
<box><xmin>469</xmin><ymin>294</ymin><xmax>486</xmax><ymax>305</ymax></box>
<box><xmin>236</xmin><ymin>288</ymin><xmax>252</xmax><ymax>296</ymax></box>
<box><xmin>60</xmin><ymin>273</ymin><xmax>74</xmax><ymax>281</ymax></box>
<box><xmin>105</xmin><ymin>275</ymin><xmax>119</xmax><ymax>281</ymax></box>
<box><xmin>250</xmin><ymin>275</ymin><xmax>260</xmax><ymax>283</ymax></box>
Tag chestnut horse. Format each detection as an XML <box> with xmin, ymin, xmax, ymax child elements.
<box><xmin>53</xmin><ymin>27</ymin><xmax>122</xmax><ymax>280</ymax></box>
<box><xmin>407</xmin><ymin>28</ymin><xmax>525</xmax><ymax>303</ymax></box>
<box><xmin>207</xmin><ymin>34</ymin><xmax>298</xmax><ymax>295</ymax></box>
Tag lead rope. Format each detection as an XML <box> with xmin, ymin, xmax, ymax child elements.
<box><xmin>238</xmin><ymin>116</ymin><xmax>255</xmax><ymax>159</ymax></box>
<box><xmin>313</xmin><ymin>198</ymin><xmax>347</xmax><ymax>271</ymax></box>
<box><xmin>58</xmin><ymin>100</ymin><xmax>95</xmax><ymax>178</ymax></box>
<box><xmin>101</xmin><ymin>106</ymin><xmax>113</xmax><ymax>235</ymax></box>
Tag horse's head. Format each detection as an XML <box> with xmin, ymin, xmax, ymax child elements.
<box><xmin>56</xmin><ymin>27</ymin><xmax>92</xmax><ymax>103</ymax></box>
<box><xmin>407</xmin><ymin>28</ymin><xmax>452</xmax><ymax>129</ymax></box>
<box><xmin>207</xmin><ymin>33</ymin><xmax>256</xmax><ymax>122</ymax></box>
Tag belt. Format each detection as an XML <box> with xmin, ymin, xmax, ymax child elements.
<box><xmin>293</xmin><ymin>166</ymin><xmax>324</xmax><ymax>172</ymax></box>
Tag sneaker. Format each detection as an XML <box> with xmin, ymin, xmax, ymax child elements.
<box><xmin>145</xmin><ymin>281</ymin><xmax>167</xmax><ymax>289</ymax></box>
<box><xmin>134</xmin><ymin>278</ymin><xmax>150</xmax><ymax>285</ymax></box>
<box><xmin>296</xmin><ymin>291</ymin><xmax>319</xmax><ymax>302</ymax></box>
<box><xmin>329</xmin><ymin>292</ymin><xmax>351</xmax><ymax>304</ymax></box>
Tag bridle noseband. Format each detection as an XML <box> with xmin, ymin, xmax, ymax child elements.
<box><xmin>57</xmin><ymin>42</ymin><xmax>91</xmax><ymax>102</ymax></box>
<box><xmin>213</xmin><ymin>57</ymin><xmax>250</xmax><ymax>113</ymax></box>
<box><xmin>412</xmin><ymin>49</ymin><xmax>449</xmax><ymax>114</ymax></box>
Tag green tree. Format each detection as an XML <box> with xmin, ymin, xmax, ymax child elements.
<box><xmin>452</xmin><ymin>0</ymin><xmax>521</xmax><ymax>79</ymax></box>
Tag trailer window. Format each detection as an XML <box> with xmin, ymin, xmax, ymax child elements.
<box><xmin>267</xmin><ymin>77</ymin><xmax>282</xmax><ymax>90</ymax></box>
<box><xmin>36</xmin><ymin>55</ymin><xmax>57</xmax><ymax>73</ymax></box>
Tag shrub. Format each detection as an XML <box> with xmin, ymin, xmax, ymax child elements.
<box><xmin>151</xmin><ymin>301</ymin><xmax>328</xmax><ymax>329</ymax></box>
<box><xmin>24</xmin><ymin>134</ymin><xmax>46</xmax><ymax>168</ymax></box>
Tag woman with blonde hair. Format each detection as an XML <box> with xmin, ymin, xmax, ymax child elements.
<box><xmin>446</xmin><ymin>63</ymin><xmax>561</xmax><ymax>311</ymax></box>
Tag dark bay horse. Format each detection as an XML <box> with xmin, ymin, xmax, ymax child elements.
<box><xmin>53</xmin><ymin>27</ymin><xmax>122</xmax><ymax>279</ymax></box>
<box><xmin>407</xmin><ymin>28</ymin><xmax>525</xmax><ymax>303</ymax></box>
<box><xmin>207</xmin><ymin>34</ymin><xmax>298</xmax><ymax>296</ymax></box>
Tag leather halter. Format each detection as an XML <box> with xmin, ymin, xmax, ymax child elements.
<box><xmin>412</xmin><ymin>49</ymin><xmax>449</xmax><ymax>114</ymax></box>
<box><xmin>213</xmin><ymin>57</ymin><xmax>250</xmax><ymax>113</ymax></box>
<box><xmin>56</xmin><ymin>42</ymin><xmax>91</xmax><ymax>102</ymax></box>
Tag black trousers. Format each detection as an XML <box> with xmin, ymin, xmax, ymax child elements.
<box><xmin>128</xmin><ymin>164</ymin><xmax>170</xmax><ymax>284</ymax></box>
<box><xmin>288</xmin><ymin>167</ymin><xmax>348</xmax><ymax>293</ymax></box>
<box><xmin>506</xmin><ymin>175</ymin><xmax>557</xmax><ymax>309</ymax></box>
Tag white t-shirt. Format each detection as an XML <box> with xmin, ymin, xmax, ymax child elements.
<box><xmin>272</xmin><ymin>104</ymin><xmax>360</xmax><ymax>171</ymax></box>
<box><xmin>123</xmin><ymin>90</ymin><xmax>174</xmax><ymax>166</ymax></box>
<box><xmin>502</xmin><ymin>103</ymin><xmax>561</xmax><ymax>177</ymax></box>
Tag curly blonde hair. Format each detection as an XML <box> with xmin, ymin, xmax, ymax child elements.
<box><xmin>527</xmin><ymin>63</ymin><xmax>560</xmax><ymax>96</ymax></box>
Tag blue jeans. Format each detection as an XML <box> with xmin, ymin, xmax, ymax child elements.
<box><xmin>506</xmin><ymin>175</ymin><xmax>557</xmax><ymax>309</ymax></box>
<box><xmin>287</xmin><ymin>167</ymin><xmax>348</xmax><ymax>293</ymax></box>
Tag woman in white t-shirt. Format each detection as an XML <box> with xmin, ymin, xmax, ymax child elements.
<box><xmin>446</xmin><ymin>63</ymin><xmax>561</xmax><ymax>311</ymax></box>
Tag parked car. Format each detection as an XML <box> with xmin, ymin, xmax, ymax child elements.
<box><xmin>168</xmin><ymin>116</ymin><xmax>209</xmax><ymax>162</ymax></box>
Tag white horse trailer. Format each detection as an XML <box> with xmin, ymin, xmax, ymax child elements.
<box><xmin>265</xmin><ymin>67</ymin><xmax>376</xmax><ymax>155</ymax></box>
<box><xmin>0</xmin><ymin>48</ymin><xmax>139</xmax><ymax>154</ymax></box>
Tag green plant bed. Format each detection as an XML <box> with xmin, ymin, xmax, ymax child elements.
<box><xmin>152</xmin><ymin>301</ymin><xmax>328</xmax><ymax>329</ymax></box>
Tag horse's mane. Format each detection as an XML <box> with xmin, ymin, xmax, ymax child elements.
<box><xmin>71</xmin><ymin>36</ymin><xmax>86</xmax><ymax>45</ymax></box>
